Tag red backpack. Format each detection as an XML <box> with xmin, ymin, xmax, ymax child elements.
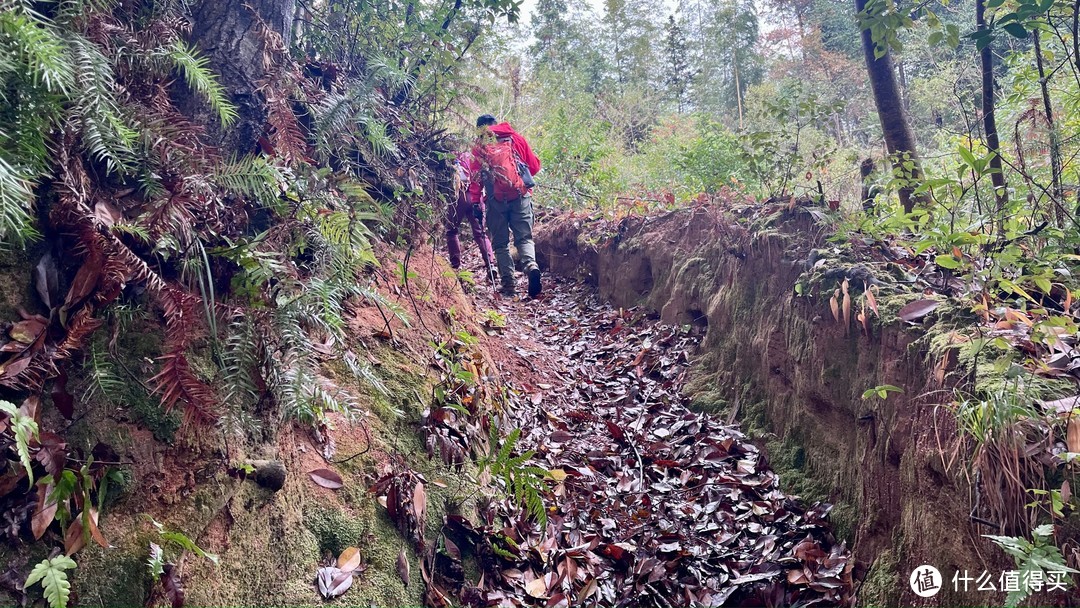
<box><xmin>475</xmin><ymin>138</ymin><xmax>528</xmax><ymax>203</ymax></box>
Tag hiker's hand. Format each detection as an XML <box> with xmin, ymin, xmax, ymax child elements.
<box><xmin>472</xmin><ymin>204</ymin><xmax>483</xmax><ymax>221</ymax></box>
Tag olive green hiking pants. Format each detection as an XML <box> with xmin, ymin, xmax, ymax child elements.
<box><xmin>486</xmin><ymin>195</ymin><xmax>536</xmax><ymax>290</ymax></box>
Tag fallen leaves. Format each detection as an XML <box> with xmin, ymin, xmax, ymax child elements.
<box><xmin>420</xmin><ymin>279</ymin><xmax>853</xmax><ymax>607</ymax></box>
<box><xmin>898</xmin><ymin>298</ymin><xmax>940</xmax><ymax>323</ymax></box>
<box><xmin>308</xmin><ymin>468</ymin><xmax>343</xmax><ymax>490</ymax></box>
<box><xmin>315</xmin><ymin>546</ymin><xmax>367</xmax><ymax>600</ymax></box>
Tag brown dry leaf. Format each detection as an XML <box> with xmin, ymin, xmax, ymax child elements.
<box><xmin>337</xmin><ymin>547</ymin><xmax>362</xmax><ymax>573</ymax></box>
<box><xmin>412</xmin><ymin>481</ymin><xmax>426</xmax><ymax>524</ymax></box>
<box><xmin>1062</xmin><ymin>480</ymin><xmax>1072</xmax><ymax>505</ymax></box>
<box><xmin>32</xmin><ymin>484</ymin><xmax>57</xmax><ymax>540</ymax></box>
<box><xmin>9</xmin><ymin>319</ymin><xmax>44</xmax><ymax>344</ymax></box>
<box><xmin>308</xmin><ymin>468</ymin><xmax>344</xmax><ymax>489</ymax></box>
<box><xmin>829</xmin><ymin>290</ymin><xmax>840</xmax><ymax>323</ymax></box>
<box><xmin>1066</xmin><ymin>289</ymin><xmax>1074</xmax><ymax>314</ymax></box>
<box><xmin>65</xmin><ymin>517</ymin><xmax>86</xmax><ymax>556</ymax></box>
<box><xmin>86</xmin><ymin>508</ymin><xmax>109</xmax><ymax>548</ymax></box>
<box><xmin>576</xmin><ymin>578</ymin><xmax>598</xmax><ymax>603</ymax></box>
<box><xmin>525</xmin><ymin>576</ymin><xmax>548</xmax><ymax>598</ymax></box>
<box><xmin>397</xmin><ymin>547</ymin><xmax>410</xmax><ymax>588</ymax></box>
<box><xmin>865</xmin><ymin>283</ymin><xmax>879</xmax><ymax>316</ymax></box>
<box><xmin>841</xmin><ymin>279</ymin><xmax>851</xmax><ymax>333</ymax></box>
<box><xmin>898</xmin><ymin>299</ymin><xmax>940</xmax><ymax>322</ymax></box>
<box><xmin>1068</xmin><ymin>417</ymin><xmax>1080</xmax><ymax>453</ymax></box>
<box><xmin>20</xmin><ymin>396</ymin><xmax>40</xmax><ymax>424</ymax></box>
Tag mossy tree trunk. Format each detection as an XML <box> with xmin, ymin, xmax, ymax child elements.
<box><xmin>854</xmin><ymin>0</ymin><xmax>930</xmax><ymax>214</ymax></box>
<box><xmin>185</xmin><ymin>0</ymin><xmax>297</xmax><ymax>154</ymax></box>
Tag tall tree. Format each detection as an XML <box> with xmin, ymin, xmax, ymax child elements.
<box><xmin>663</xmin><ymin>14</ymin><xmax>694</xmax><ymax>112</ymax></box>
<box><xmin>975</xmin><ymin>0</ymin><xmax>1008</xmax><ymax>235</ymax></box>
<box><xmin>854</xmin><ymin>0</ymin><xmax>929</xmax><ymax>213</ymax></box>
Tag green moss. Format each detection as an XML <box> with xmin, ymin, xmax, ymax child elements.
<box><xmin>305</xmin><ymin>506</ymin><xmax>367</xmax><ymax>556</ymax></box>
<box><xmin>858</xmin><ymin>546</ymin><xmax>902</xmax><ymax>608</ymax></box>
<box><xmin>73</xmin><ymin>541</ymin><xmax>152</xmax><ymax>608</ymax></box>
<box><xmin>0</xmin><ymin>242</ymin><xmax>46</xmax><ymax>321</ymax></box>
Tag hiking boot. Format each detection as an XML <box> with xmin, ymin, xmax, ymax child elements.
<box><xmin>487</xmin><ymin>267</ymin><xmax>500</xmax><ymax>284</ymax></box>
<box><xmin>499</xmin><ymin>281</ymin><xmax>516</xmax><ymax>298</ymax></box>
<box><xmin>527</xmin><ymin>264</ymin><xmax>542</xmax><ymax>298</ymax></box>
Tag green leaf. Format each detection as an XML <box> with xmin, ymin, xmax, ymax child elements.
<box><xmin>935</xmin><ymin>254</ymin><xmax>962</xmax><ymax>269</ymax></box>
<box><xmin>1002</xmin><ymin>22</ymin><xmax>1029</xmax><ymax>39</ymax></box>
<box><xmin>147</xmin><ymin>543</ymin><xmax>164</xmax><ymax>582</ymax></box>
<box><xmin>957</xmin><ymin>146</ymin><xmax>977</xmax><ymax>168</ymax></box>
<box><xmin>0</xmin><ymin>400</ymin><xmax>39</xmax><ymax>485</ymax></box>
<box><xmin>25</xmin><ymin>556</ymin><xmax>76</xmax><ymax>608</ymax></box>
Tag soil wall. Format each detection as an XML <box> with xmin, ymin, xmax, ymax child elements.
<box><xmin>536</xmin><ymin>207</ymin><xmax>1003</xmax><ymax>607</ymax></box>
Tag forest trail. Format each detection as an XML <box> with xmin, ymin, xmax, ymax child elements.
<box><xmin>440</xmin><ymin>254</ymin><xmax>854</xmax><ymax>606</ymax></box>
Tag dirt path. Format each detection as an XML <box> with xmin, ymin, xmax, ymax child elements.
<box><xmin>438</xmin><ymin>260</ymin><xmax>854</xmax><ymax>607</ymax></box>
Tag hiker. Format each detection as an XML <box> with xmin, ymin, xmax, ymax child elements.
<box><xmin>468</xmin><ymin>114</ymin><xmax>543</xmax><ymax>298</ymax></box>
<box><xmin>446</xmin><ymin>147</ymin><xmax>496</xmax><ymax>278</ymax></box>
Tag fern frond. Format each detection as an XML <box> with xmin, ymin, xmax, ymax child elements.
<box><xmin>110</xmin><ymin>221</ymin><xmax>151</xmax><ymax>243</ymax></box>
<box><xmin>81</xmin><ymin>341</ymin><xmax>125</xmax><ymax>404</ymax></box>
<box><xmin>343</xmin><ymin>350</ymin><xmax>388</xmax><ymax>396</ymax></box>
<box><xmin>0</xmin><ymin>153</ymin><xmax>38</xmax><ymax>245</ymax></box>
<box><xmin>221</xmin><ymin>315</ymin><xmax>260</xmax><ymax>408</ymax></box>
<box><xmin>362</xmin><ymin>119</ymin><xmax>399</xmax><ymax>159</ymax></box>
<box><xmin>168</xmin><ymin>40</ymin><xmax>237</xmax><ymax>126</ymax></box>
<box><xmin>366</xmin><ymin>55</ymin><xmax>415</xmax><ymax>95</ymax></box>
<box><xmin>67</xmin><ymin>34</ymin><xmax>137</xmax><ymax>174</ymax></box>
<box><xmin>0</xmin><ymin>9</ymin><xmax>74</xmax><ymax>93</ymax></box>
<box><xmin>212</xmin><ymin>156</ymin><xmax>281</xmax><ymax>203</ymax></box>
<box><xmin>357</xmin><ymin>285</ymin><xmax>411</xmax><ymax>327</ymax></box>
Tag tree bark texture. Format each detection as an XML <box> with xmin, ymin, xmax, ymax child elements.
<box><xmin>1033</xmin><ymin>30</ymin><xmax>1065</xmax><ymax>226</ymax></box>
<box><xmin>854</xmin><ymin>0</ymin><xmax>929</xmax><ymax>214</ymax></box>
<box><xmin>977</xmin><ymin>0</ymin><xmax>1008</xmax><ymax>237</ymax></box>
<box><xmin>185</xmin><ymin>0</ymin><xmax>297</xmax><ymax>155</ymax></box>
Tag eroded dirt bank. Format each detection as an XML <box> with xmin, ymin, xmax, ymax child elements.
<box><xmin>534</xmin><ymin>205</ymin><xmax>1074</xmax><ymax>607</ymax></box>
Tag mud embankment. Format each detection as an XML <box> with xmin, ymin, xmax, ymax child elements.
<box><xmin>536</xmin><ymin>207</ymin><xmax>1000</xmax><ymax>607</ymax></box>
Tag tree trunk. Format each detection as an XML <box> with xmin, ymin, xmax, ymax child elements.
<box><xmin>977</xmin><ymin>0</ymin><xmax>1008</xmax><ymax>238</ymax></box>
<box><xmin>185</xmin><ymin>0</ymin><xmax>297</xmax><ymax>155</ymax></box>
<box><xmin>854</xmin><ymin>0</ymin><xmax>929</xmax><ymax>214</ymax></box>
<box><xmin>1033</xmin><ymin>29</ymin><xmax>1065</xmax><ymax>226</ymax></box>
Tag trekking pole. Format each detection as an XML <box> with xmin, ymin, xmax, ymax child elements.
<box><xmin>475</xmin><ymin>204</ymin><xmax>499</xmax><ymax>295</ymax></box>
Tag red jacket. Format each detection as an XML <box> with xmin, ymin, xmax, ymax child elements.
<box><xmin>466</xmin><ymin>122</ymin><xmax>541</xmax><ymax>204</ymax></box>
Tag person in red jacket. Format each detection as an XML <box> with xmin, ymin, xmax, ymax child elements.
<box><xmin>446</xmin><ymin>148</ymin><xmax>496</xmax><ymax>277</ymax></box>
<box><xmin>469</xmin><ymin>114</ymin><xmax>543</xmax><ymax>298</ymax></box>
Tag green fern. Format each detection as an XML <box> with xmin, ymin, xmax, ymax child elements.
<box><xmin>212</xmin><ymin>156</ymin><xmax>281</xmax><ymax>203</ymax></box>
<box><xmin>0</xmin><ymin>154</ymin><xmax>37</xmax><ymax>244</ymax></box>
<box><xmin>68</xmin><ymin>34</ymin><xmax>138</xmax><ymax>174</ymax></box>
<box><xmin>0</xmin><ymin>9</ymin><xmax>74</xmax><ymax>94</ymax></box>
<box><xmin>343</xmin><ymin>350</ymin><xmax>388</xmax><ymax>397</ymax></box>
<box><xmin>81</xmin><ymin>342</ymin><xmax>126</xmax><ymax>405</ymax></box>
<box><xmin>362</xmin><ymin>119</ymin><xmax>399</xmax><ymax>159</ymax></box>
<box><xmin>24</xmin><ymin>555</ymin><xmax>76</xmax><ymax>608</ymax></box>
<box><xmin>0</xmin><ymin>399</ymin><xmax>39</xmax><ymax>485</ymax></box>
<box><xmin>152</xmin><ymin>518</ymin><xmax>219</xmax><ymax>564</ymax></box>
<box><xmin>218</xmin><ymin>315</ymin><xmax>263</xmax><ymax>437</ymax></box>
<box><xmin>482</xmin><ymin>426</ymin><xmax>549</xmax><ymax>526</ymax></box>
<box><xmin>168</xmin><ymin>40</ymin><xmax>237</xmax><ymax>126</ymax></box>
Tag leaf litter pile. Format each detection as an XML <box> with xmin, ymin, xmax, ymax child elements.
<box><xmin>418</xmin><ymin>277</ymin><xmax>853</xmax><ymax>607</ymax></box>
